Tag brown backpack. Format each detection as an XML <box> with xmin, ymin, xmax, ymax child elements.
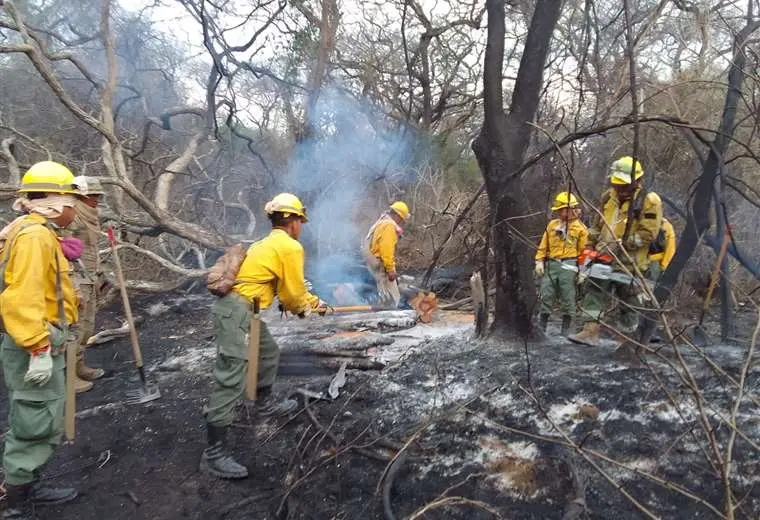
<box><xmin>206</xmin><ymin>243</ymin><xmax>246</xmax><ymax>296</ymax></box>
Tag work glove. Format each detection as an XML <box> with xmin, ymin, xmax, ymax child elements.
<box><xmin>387</xmin><ymin>271</ymin><xmax>397</xmax><ymax>282</ymax></box>
<box><xmin>59</xmin><ymin>237</ymin><xmax>84</xmax><ymax>261</ymax></box>
<box><xmin>316</xmin><ymin>299</ymin><xmax>333</xmax><ymax>316</ymax></box>
<box><xmin>624</xmin><ymin>233</ymin><xmax>644</xmax><ymax>250</ymax></box>
<box><xmin>24</xmin><ymin>345</ymin><xmax>53</xmax><ymax>386</ymax></box>
<box><xmin>576</xmin><ymin>270</ymin><xmax>589</xmax><ymax>285</ymax></box>
<box><xmin>534</xmin><ymin>261</ymin><xmax>545</xmax><ymax>278</ymax></box>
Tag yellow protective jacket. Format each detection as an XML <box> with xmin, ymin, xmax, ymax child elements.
<box><xmin>535</xmin><ymin>218</ymin><xmax>588</xmax><ymax>262</ymax></box>
<box><xmin>649</xmin><ymin>218</ymin><xmax>676</xmax><ymax>270</ymax></box>
<box><xmin>233</xmin><ymin>229</ymin><xmax>319</xmax><ymax>314</ymax></box>
<box><xmin>0</xmin><ymin>214</ymin><xmax>79</xmax><ymax>351</ymax></box>
<box><xmin>588</xmin><ymin>188</ymin><xmax>663</xmax><ymax>270</ymax></box>
<box><xmin>367</xmin><ymin>217</ymin><xmax>400</xmax><ymax>273</ymax></box>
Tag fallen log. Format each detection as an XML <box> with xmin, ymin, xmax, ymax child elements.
<box><xmin>439</xmin><ymin>288</ymin><xmax>496</xmax><ymax>310</ymax></box>
<box><xmin>278</xmin><ymin>357</ymin><xmax>385</xmax><ymax>376</ymax></box>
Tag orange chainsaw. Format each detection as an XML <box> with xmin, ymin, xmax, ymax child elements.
<box><xmin>564</xmin><ymin>249</ymin><xmax>650</xmax><ymax>289</ymax></box>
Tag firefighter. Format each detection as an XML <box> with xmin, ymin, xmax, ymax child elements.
<box><xmin>200</xmin><ymin>193</ymin><xmax>328</xmax><ymax>479</ymax></box>
<box><xmin>647</xmin><ymin>217</ymin><xmax>676</xmax><ymax>282</ymax></box>
<box><xmin>0</xmin><ymin>161</ymin><xmax>81</xmax><ymax>519</ymax></box>
<box><xmin>362</xmin><ymin>201</ymin><xmax>410</xmax><ymax>308</ymax></box>
<box><xmin>568</xmin><ymin>156</ymin><xmax>663</xmax><ymax>347</ymax></box>
<box><xmin>535</xmin><ymin>192</ymin><xmax>588</xmax><ymax>335</ymax></box>
<box><xmin>67</xmin><ymin>176</ymin><xmax>107</xmax><ymax>393</ymax></box>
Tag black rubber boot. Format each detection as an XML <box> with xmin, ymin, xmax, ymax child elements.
<box><xmin>3</xmin><ymin>484</ymin><xmax>34</xmax><ymax>520</ymax></box>
<box><xmin>561</xmin><ymin>315</ymin><xmax>573</xmax><ymax>336</ymax></box>
<box><xmin>199</xmin><ymin>424</ymin><xmax>248</xmax><ymax>479</ymax></box>
<box><xmin>539</xmin><ymin>313</ymin><xmax>550</xmax><ymax>333</ymax></box>
<box><xmin>256</xmin><ymin>386</ymin><xmax>298</xmax><ymax>417</ymax></box>
<box><xmin>29</xmin><ymin>481</ymin><xmax>78</xmax><ymax>506</ymax></box>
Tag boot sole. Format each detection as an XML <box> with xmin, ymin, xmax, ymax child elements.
<box><xmin>78</xmin><ymin>372</ymin><xmax>105</xmax><ymax>381</ymax></box>
<box><xmin>32</xmin><ymin>489</ymin><xmax>79</xmax><ymax>506</ymax></box>
<box><xmin>199</xmin><ymin>460</ymin><xmax>248</xmax><ymax>480</ymax></box>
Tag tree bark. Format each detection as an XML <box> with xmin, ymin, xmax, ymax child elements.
<box><xmin>472</xmin><ymin>0</ymin><xmax>563</xmax><ymax>339</ymax></box>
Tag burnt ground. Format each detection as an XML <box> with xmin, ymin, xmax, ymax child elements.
<box><xmin>1</xmin><ymin>293</ymin><xmax>760</xmax><ymax>520</ymax></box>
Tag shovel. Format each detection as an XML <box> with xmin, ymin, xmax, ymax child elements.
<box><xmin>688</xmin><ymin>231</ymin><xmax>731</xmax><ymax>347</ymax></box>
<box><xmin>107</xmin><ymin>228</ymin><xmax>161</xmax><ymax>405</ymax></box>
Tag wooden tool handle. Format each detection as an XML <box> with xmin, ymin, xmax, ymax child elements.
<box><xmin>245</xmin><ymin>298</ymin><xmax>261</xmax><ymax>401</ymax></box>
<box><xmin>703</xmin><ymin>232</ymin><xmax>731</xmax><ymax>312</ymax></box>
<box><xmin>329</xmin><ymin>305</ymin><xmax>375</xmax><ymax>313</ymax></box>
<box><xmin>108</xmin><ymin>228</ymin><xmax>143</xmax><ymax>368</ymax></box>
<box><xmin>64</xmin><ymin>341</ymin><xmax>76</xmax><ymax>441</ymax></box>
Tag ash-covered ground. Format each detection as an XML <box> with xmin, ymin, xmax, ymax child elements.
<box><xmin>2</xmin><ymin>293</ymin><xmax>759</xmax><ymax>519</ymax></box>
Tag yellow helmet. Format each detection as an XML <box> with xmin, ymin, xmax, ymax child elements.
<box><xmin>264</xmin><ymin>193</ymin><xmax>308</xmax><ymax>222</ymax></box>
<box><xmin>389</xmin><ymin>201</ymin><xmax>411</xmax><ymax>220</ymax></box>
<box><xmin>609</xmin><ymin>156</ymin><xmax>644</xmax><ymax>185</ymax></box>
<box><xmin>551</xmin><ymin>191</ymin><xmax>579</xmax><ymax>211</ymax></box>
<box><xmin>19</xmin><ymin>161</ymin><xmax>78</xmax><ymax>195</ymax></box>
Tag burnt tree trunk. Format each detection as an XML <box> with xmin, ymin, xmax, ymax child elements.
<box><xmin>472</xmin><ymin>0</ymin><xmax>563</xmax><ymax>339</ymax></box>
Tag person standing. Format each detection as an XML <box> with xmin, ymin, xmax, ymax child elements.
<box><xmin>200</xmin><ymin>193</ymin><xmax>328</xmax><ymax>479</ymax></box>
<box><xmin>66</xmin><ymin>176</ymin><xmax>107</xmax><ymax>393</ymax></box>
<box><xmin>362</xmin><ymin>201</ymin><xmax>410</xmax><ymax>308</ymax></box>
<box><xmin>647</xmin><ymin>217</ymin><xmax>676</xmax><ymax>282</ymax></box>
<box><xmin>535</xmin><ymin>192</ymin><xmax>588</xmax><ymax>335</ymax></box>
<box><xmin>568</xmin><ymin>156</ymin><xmax>663</xmax><ymax>346</ymax></box>
<box><xmin>0</xmin><ymin>161</ymin><xmax>82</xmax><ymax>519</ymax></box>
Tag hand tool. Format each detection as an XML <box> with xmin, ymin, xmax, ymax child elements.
<box><xmin>245</xmin><ymin>298</ymin><xmax>261</xmax><ymax>401</ymax></box>
<box><xmin>107</xmin><ymin>227</ymin><xmax>161</xmax><ymax>405</ymax></box>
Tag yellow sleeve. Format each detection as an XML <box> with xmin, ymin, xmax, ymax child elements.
<box><xmin>0</xmin><ymin>229</ymin><xmax>53</xmax><ymax>350</ymax></box>
<box><xmin>276</xmin><ymin>243</ymin><xmax>319</xmax><ymax>314</ymax></box>
<box><xmin>662</xmin><ymin>220</ymin><xmax>676</xmax><ymax>269</ymax></box>
<box><xmin>375</xmin><ymin>223</ymin><xmax>398</xmax><ymax>273</ymax></box>
<box><xmin>576</xmin><ymin>222</ymin><xmax>589</xmax><ymax>255</ymax></box>
<box><xmin>635</xmin><ymin>192</ymin><xmax>663</xmax><ymax>245</ymax></box>
<box><xmin>535</xmin><ymin>229</ymin><xmax>549</xmax><ymax>261</ymax></box>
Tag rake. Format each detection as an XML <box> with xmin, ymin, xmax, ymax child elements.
<box><xmin>107</xmin><ymin>228</ymin><xmax>161</xmax><ymax>405</ymax></box>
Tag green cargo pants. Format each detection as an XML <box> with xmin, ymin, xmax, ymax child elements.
<box><xmin>539</xmin><ymin>260</ymin><xmax>577</xmax><ymax>316</ymax></box>
<box><xmin>579</xmin><ymin>278</ymin><xmax>639</xmax><ymax>332</ymax></box>
<box><xmin>203</xmin><ymin>293</ymin><xmax>280</xmax><ymax>427</ymax></box>
<box><xmin>71</xmin><ymin>282</ymin><xmax>96</xmax><ymax>363</ymax></box>
<box><xmin>1</xmin><ymin>335</ymin><xmax>65</xmax><ymax>485</ymax></box>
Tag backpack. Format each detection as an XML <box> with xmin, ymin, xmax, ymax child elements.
<box><xmin>206</xmin><ymin>243</ymin><xmax>246</xmax><ymax>296</ymax></box>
